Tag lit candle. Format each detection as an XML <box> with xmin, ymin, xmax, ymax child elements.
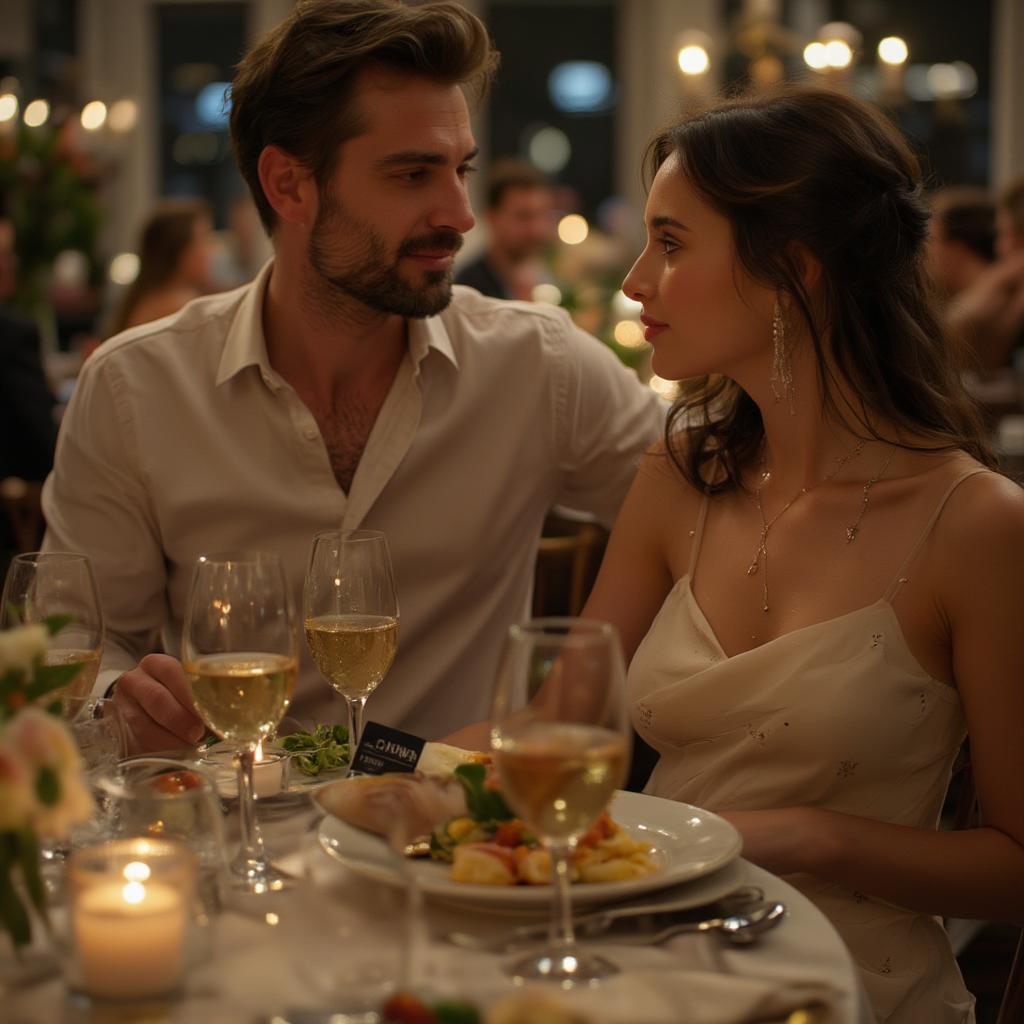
<box><xmin>201</xmin><ymin>742</ymin><xmax>285</xmax><ymax>798</ymax></box>
<box><xmin>73</xmin><ymin>879</ymin><xmax>187</xmax><ymax>998</ymax></box>
<box><xmin>67</xmin><ymin>839</ymin><xmax>195</xmax><ymax>1001</ymax></box>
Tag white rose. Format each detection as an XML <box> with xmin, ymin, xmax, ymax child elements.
<box><xmin>0</xmin><ymin>623</ymin><xmax>48</xmax><ymax>678</ymax></box>
<box><xmin>0</xmin><ymin>739</ymin><xmax>33</xmax><ymax>831</ymax></box>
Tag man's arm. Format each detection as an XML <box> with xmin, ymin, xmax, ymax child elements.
<box><xmin>549</xmin><ymin>318</ymin><xmax>666</xmax><ymax>527</ymax></box>
<box><xmin>42</xmin><ymin>353</ymin><xmax>203</xmax><ymax>750</ymax></box>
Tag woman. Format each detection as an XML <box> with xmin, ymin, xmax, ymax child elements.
<box><xmin>578</xmin><ymin>88</ymin><xmax>1024</xmax><ymax>1022</ymax></box>
<box><xmin>109</xmin><ymin>199</ymin><xmax>213</xmax><ymax>336</ymax></box>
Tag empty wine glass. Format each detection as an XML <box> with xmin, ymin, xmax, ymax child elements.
<box><xmin>490</xmin><ymin>617</ymin><xmax>630</xmax><ymax>984</ymax></box>
<box><xmin>2</xmin><ymin>551</ymin><xmax>105</xmax><ymax>720</ymax></box>
<box><xmin>182</xmin><ymin>551</ymin><xmax>298</xmax><ymax>892</ymax></box>
<box><xmin>303</xmin><ymin>530</ymin><xmax>399</xmax><ymax>752</ymax></box>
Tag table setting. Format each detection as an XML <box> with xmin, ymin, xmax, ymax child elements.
<box><xmin>0</xmin><ymin>540</ymin><xmax>873</xmax><ymax>1024</ymax></box>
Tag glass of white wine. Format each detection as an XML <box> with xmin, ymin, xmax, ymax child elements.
<box><xmin>490</xmin><ymin>617</ymin><xmax>630</xmax><ymax>984</ymax></box>
<box><xmin>182</xmin><ymin>551</ymin><xmax>298</xmax><ymax>892</ymax></box>
<box><xmin>303</xmin><ymin>529</ymin><xmax>398</xmax><ymax>754</ymax></box>
<box><xmin>1</xmin><ymin>551</ymin><xmax>105</xmax><ymax>720</ymax></box>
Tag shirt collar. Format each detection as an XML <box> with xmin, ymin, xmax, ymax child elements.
<box><xmin>215</xmin><ymin>259</ymin><xmax>460</xmax><ymax>387</ymax></box>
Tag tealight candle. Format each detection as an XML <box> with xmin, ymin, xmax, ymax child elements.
<box><xmin>67</xmin><ymin>838</ymin><xmax>196</xmax><ymax>1001</ymax></box>
<box><xmin>201</xmin><ymin>742</ymin><xmax>286</xmax><ymax>799</ymax></box>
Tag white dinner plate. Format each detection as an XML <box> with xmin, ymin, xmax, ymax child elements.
<box><xmin>315</xmin><ymin>789</ymin><xmax>742</xmax><ymax>911</ymax></box>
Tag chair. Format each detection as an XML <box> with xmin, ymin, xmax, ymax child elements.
<box><xmin>0</xmin><ymin>476</ymin><xmax>44</xmax><ymax>553</ymax></box>
<box><xmin>532</xmin><ymin>518</ymin><xmax>607</xmax><ymax>617</ymax></box>
<box><xmin>949</xmin><ymin>750</ymin><xmax>1023</xmax><ymax>1024</ymax></box>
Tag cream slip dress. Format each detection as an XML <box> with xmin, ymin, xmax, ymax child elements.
<box><xmin>628</xmin><ymin>469</ymin><xmax>990</xmax><ymax>1024</ymax></box>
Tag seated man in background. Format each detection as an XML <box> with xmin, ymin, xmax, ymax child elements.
<box><xmin>947</xmin><ymin>176</ymin><xmax>1024</xmax><ymax>370</ymax></box>
<box><xmin>42</xmin><ymin>0</ymin><xmax>663</xmax><ymax>753</ymax></box>
<box><xmin>455</xmin><ymin>158</ymin><xmax>555</xmax><ymax>300</ymax></box>
<box><xmin>925</xmin><ymin>186</ymin><xmax>995</xmax><ymax>301</ymax></box>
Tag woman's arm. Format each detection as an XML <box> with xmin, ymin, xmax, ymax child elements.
<box><xmin>727</xmin><ymin>473</ymin><xmax>1024</xmax><ymax>922</ymax></box>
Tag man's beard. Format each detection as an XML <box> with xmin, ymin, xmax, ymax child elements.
<box><xmin>308</xmin><ymin>191</ymin><xmax>462</xmax><ymax>318</ymax></box>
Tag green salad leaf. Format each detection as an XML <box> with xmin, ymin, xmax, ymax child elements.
<box><xmin>453</xmin><ymin>763</ymin><xmax>514</xmax><ymax>823</ymax></box>
<box><xmin>279</xmin><ymin>724</ymin><xmax>350</xmax><ymax>776</ymax></box>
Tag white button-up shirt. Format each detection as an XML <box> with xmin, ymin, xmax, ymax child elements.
<box><xmin>43</xmin><ymin>262</ymin><xmax>664</xmax><ymax>738</ymax></box>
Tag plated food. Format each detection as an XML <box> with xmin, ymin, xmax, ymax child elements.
<box><xmin>313</xmin><ymin>742</ymin><xmax>658</xmax><ymax>886</ymax></box>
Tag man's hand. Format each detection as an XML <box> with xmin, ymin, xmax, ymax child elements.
<box><xmin>113</xmin><ymin>653</ymin><xmax>206</xmax><ymax>754</ymax></box>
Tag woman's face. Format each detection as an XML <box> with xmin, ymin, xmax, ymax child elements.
<box><xmin>623</xmin><ymin>154</ymin><xmax>776</xmax><ymax>383</ymax></box>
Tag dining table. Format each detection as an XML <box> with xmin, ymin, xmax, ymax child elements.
<box><xmin>3</xmin><ymin>768</ymin><xmax>875</xmax><ymax>1024</ymax></box>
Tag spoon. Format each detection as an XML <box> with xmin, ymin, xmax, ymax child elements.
<box><xmin>610</xmin><ymin>900</ymin><xmax>787</xmax><ymax>947</ymax></box>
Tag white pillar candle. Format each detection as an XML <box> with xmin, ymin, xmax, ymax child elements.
<box><xmin>72</xmin><ymin>879</ymin><xmax>187</xmax><ymax>999</ymax></box>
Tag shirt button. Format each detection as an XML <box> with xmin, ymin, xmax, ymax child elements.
<box><xmin>303</xmin><ymin>425</ymin><xmax>319</xmax><ymax>441</ymax></box>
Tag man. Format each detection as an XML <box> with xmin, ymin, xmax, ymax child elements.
<box><xmin>455</xmin><ymin>158</ymin><xmax>555</xmax><ymax>300</ymax></box>
<box><xmin>945</xmin><ymin>178</ymin><xmax>1024</xmax><ymax>370</ymax></box>
<box><xmin>925</xmin><ymin>187</ymin><xmax>995</xmax><ymax>300</ymax></box>
<box><xmin>42</xmin><ymin>0</ymin><xmax>662</xmax><ymax>752</ymax></box>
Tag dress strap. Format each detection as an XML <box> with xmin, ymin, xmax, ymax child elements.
<box><xmin>687</xmin><ymin>492</ymin><xmax>711</xmax><ymax>579</ymax></box>
<box><xmin>884</xmin><ymin>467</ymin><xmax>990</xmax><ymax>602</ymax></box>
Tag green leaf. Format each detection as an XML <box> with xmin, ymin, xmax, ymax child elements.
<box><xmin>432</xmin><ymin>1001</ymin><xmax>481</xmax><ymax>1024</ymax></box>
<box><xmin>0</xmin><ymin>860</ymin><xmax>31</xmax><ymax>948</ymax></box>
<box><xmin>43</xmin><ymin>613</ymin><xmax>72</xmax><ymax>638</ymax></box>
<box><xmin>35</xmin><ymin>765</ymin><xmax>60</xmax><ymax>807</ymax></box>
<box><xmin>453</xmin><ymin>764</ymin><xmax>513</xmax><ymax>823</ymax></box>
<box><xmin>26</xmin><ymin>660</ymin><xmax>81</xmax><ymax>702</ymax></box>
<box><xmin>16</xmin><ymin>831</ymin><xmax>46</xmax><ymax>918</ymax></box>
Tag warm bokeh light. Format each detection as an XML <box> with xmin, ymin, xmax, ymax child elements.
<box><xmin>23</xmin><ymin>99</ymin><xmax>49</xmax><ymax>128</ymax></box>
<box><xmin>648</xmin><ymin>376</ymin><xmax>678</xmax><ymax>400</ymax></box>
<box><xmin>677</xmin><ymin>45</ymin><xmax>710</xmax><ymax>77</ymax></box>
<box><xmin>80</xmin><ymin>100</ymin><xmax>108</xmax><ymax>131</ymax></box>
<box><xmin>531</xmin><ymin>283</ymin><xmax>563</xmax><ymax>305</ymax></box>
<box><xmin>803</xmin><ymin>42</ymin><xmax>829</xmax><ymax>70</ymax></box>
<box><xmin>877</xmin><ymin>36</ymin><xmax>909</xmax><ymax>66</ymax></box>
<box><xmin>108</xmin><ymin>98</ymin><xmax>139</xmax><ymax>133</ymax></box>
<box><xmin>557</xmin><ymin>214</ymin><xmax>589</xmax><ymax>246</ymax></box>
<box><xmin>612</xmin><ymin>290</ymin><xmax>642</xmax><ymax>320</ymax></box>
<box><xmin>123</xmin><ymin>861</ymin><xmax>151</xmax><ymax>883</ymax></box>
<box><xmin>823</xmin><ymin>40</ymin><xmax>853</xmax><ymax>69</ymax></box>
<box><xmin>0</xmin><ymin>94</ymin><xmax>18</xmax><ymax>122</ymax></box>
<box><xmin>109</xmin><ymin>252</ymin><xmax>141</xmax><ymax>286</ymax></box>
<box><xmin>613</xmin><ymin>320</ymin><xmax>646</xmax><ymax>348</ymax></box>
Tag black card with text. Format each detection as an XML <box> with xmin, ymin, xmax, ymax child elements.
<box><xmin>349</xmin><ymin>720</ymin><xmax>426</xmax><ymax>775</ymax></box>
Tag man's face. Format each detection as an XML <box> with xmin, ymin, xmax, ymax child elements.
<box><xmin>487</xmin><ymin>185</ymin><xmax>554</xmax><ymax>264</ymax></box>
<box><xmin>308</xmin><ymin>72</ymin><xmax>477</xmax><ymax>318</ymax></box>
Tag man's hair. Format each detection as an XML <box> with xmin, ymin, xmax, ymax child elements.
<box><xmin>485</xmin><ymin>158</ymin><xmax>549</xmax><ymax>209</ymax></box>
<box><xmin>1000</xmin><ymin>176</ymin><xmax>1024</xmax><ymax>237</ymax></box>
<box><xmin>229</xmin><ymin>0</ymin><xmax>499</xmax><ymax>232</ymax></box>
<box><xmin>932</xmin><ymin>186</ymin><xmax>995</xmax><ymax>262</ymax></box>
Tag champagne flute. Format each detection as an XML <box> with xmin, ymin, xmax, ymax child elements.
<box><xmin>490</xmin><ymin>617</ymin><xmax>630</xmax><ymax>984</ymax></box>
<box><xmin>303</xmin><ymin>529</ymin><xmax>399</xmax><ymax>753</ymax></box>
<box><xmin>2</xmin><ymin>551</ymin><xmax>105</xmax><ymax>720</ymax></box>
<box><xmin>182</xmin><ymin>551</ymin><xmax>298</xmax><ymax>892</ymax></box>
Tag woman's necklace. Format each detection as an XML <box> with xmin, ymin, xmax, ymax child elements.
<box><xmin>747</xmin><ymin>442</ymin><xmax>897</xmax><ymax>613</ymax></box>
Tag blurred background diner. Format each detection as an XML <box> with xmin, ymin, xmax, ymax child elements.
<box><xmin>1</xmin><ymin>0</ymin><xmax>1023</xmax><ymax>1016</ymax></box>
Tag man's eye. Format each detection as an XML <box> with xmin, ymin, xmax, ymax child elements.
<box><xmin>458</xmin><ymin>163</ymin><xmax>479</xmax><ymax>180</ymax></box>
<box><xmin>401</xmin><ymin>169</ymin><xmax>428</xmax><ymax>182</ymax></box>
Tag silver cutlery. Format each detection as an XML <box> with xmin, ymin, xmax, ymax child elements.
<box><xmin>599</xmin><ymin>899</ymin><xmax>786</xmax><ymax>946</ymax></box>
<box><xmin>443</xmin><ymin>887</ymin><xmax>779</xmax><ymax>954</ymax></box>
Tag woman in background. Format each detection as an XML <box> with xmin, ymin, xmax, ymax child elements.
<box><xmin>578</xmin><ymin>87</ymin><xmax>1024</xmax><ymax>1022</ymax></box>
<box><xmin>109</xmin><ymin>199</ymin><xmax>213</xmax><ymax>335</ymax></box>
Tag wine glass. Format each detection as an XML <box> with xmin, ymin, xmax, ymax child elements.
<box><xmin>303</xmin><ymin>529</ymin><xmax>399</xmax><ymax>752</ymax></box>
<box><xmin>181</xmin><ymin>551</ymin><xmax>298</xmax><ymax>892</ymax></box>
<box><xmin>1</xmin><ymin>551</ymin><xmax>105</xmax><ymax>720</ymax></box>
<box><xmin>490</xmin><ymin>617</ymin><xmax>630</xmax><ymax>984</ymax></box>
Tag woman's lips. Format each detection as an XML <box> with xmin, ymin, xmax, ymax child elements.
<box><xmin>640</xmin><ymin>315</ymin><xmax>668</xmax><ymax>341</ymax></box>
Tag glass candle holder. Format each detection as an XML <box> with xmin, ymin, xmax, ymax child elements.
<box><xmin>66</xmin><ymin>837</ymin><xmax>197</xmax><ymax>1001</ymax></box>
<box><xmin>199</xmin><ymin>742</ymin><xmax>290</xmax><ymax>799</ymax></box>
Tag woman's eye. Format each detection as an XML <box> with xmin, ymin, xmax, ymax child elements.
<box><xmin>658</xmin><ymin>237</ymin><xmax>679</xmax><ymax>256</ymax></box>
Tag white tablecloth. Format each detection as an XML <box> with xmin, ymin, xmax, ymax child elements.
<box><xmin>4</xmin><ymin>796</ymin><xmax>874</xmax><ymax>1024</ymax></box>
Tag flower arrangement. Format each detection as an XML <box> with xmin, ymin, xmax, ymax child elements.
<box><xmin>0</xmin><ymin>618</ymin><xmax>94</xmax><ymax>950</ymax></box>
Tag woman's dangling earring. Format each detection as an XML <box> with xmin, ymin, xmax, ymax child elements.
<box><xmin>770</xmin><ymin>298</ymin><xmax>796</xmax><ymax>413</ymax></box>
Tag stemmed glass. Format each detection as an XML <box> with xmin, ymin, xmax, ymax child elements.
<box><xmin>2</xmin><ymin>551</ymin><xmax>105</xmax><ymax>720</ymax></box>
<box><xmin>303</xmin><ymin>529</ymin><xmax>399</xmax><ymax>752</ymax></box>
<box><xmin>182</xmin><ymin>551</ymin><xmax>298</xmax><ymax>892</ymax></box>
<box><xmin>490</xmin><ymin>617</ymin><xmax>630</xmax><ymax>984</ymax></box>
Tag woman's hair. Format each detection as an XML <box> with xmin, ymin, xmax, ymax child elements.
<box><xmin>111</xmin><ymin>199</ymin><xmax>209</xmax><ymax>336</ymax></box>
<box><xmin>229</xmin><ymin>0</ymin><xmax>499</xmax><ymax>233</ymax></box>
<box><xmin>646</xmin><ymin>86</ymin><xmax>995</xmax><ymax>492</ymax></box>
